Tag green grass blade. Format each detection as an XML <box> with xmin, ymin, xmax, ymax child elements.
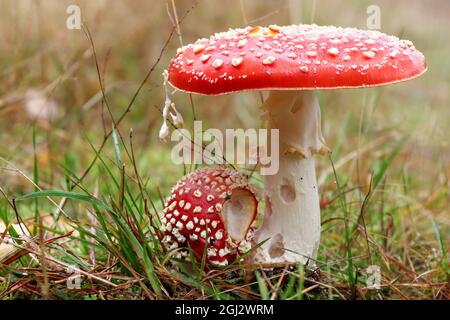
<box><xmin>16</xmin><ymin>190</ymin><xmax>112</xmax><ymax>214</ymax></box>
<box><xmin>32</xmin><ymin>124</ymin><xmax>39</xmax><ymax>235</ymax></box>
<box><xmin>431</xmin><ymin>218</ymin><xmax>449</xmax><ymax>275</ymax></box>
<box><xmin>255</xmin><ymin>270</ymin><xmax>269</xmax><ymax>300</ymax></box>
<box><xmin>329</xmin><ymin>154</ymin><xmax>355</xmax><ymax>290</ymax></box>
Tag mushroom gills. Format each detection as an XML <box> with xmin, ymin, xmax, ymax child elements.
<box><xmin>221</xmin><ymin>188</ymin><xmax>256</xmax><ymax>243</ymax></box>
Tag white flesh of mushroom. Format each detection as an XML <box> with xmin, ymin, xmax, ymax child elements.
<box><xmin>255</xmin><ymin>90</ymin><xmax>329</xmax><ymax>265</ymax></box>
<box><xmin>221</xmin><ymin>188</ymin><xmax>256</xmax><ymax>243</ymax></box>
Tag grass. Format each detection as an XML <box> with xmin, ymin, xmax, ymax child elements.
<box><xmin>0</xmin><ymin>0</ymin><xmax>449</xmax><ymax>300</ymax></box>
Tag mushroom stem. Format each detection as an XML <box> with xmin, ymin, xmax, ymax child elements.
<box><xmin>255</xmin><ymin>90</ymin><xmax>329</xmax><ymax>265</ymax></box>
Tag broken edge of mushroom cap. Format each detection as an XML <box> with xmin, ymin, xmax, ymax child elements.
<box><xmin>167</xmin><ymin>24</ymin><xmax>427</xmax><ymax>96</ymax></box>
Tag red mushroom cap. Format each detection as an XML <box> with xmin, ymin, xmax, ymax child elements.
<box><xmin>161</xmin><ymin>167</ymin><xmax>258</xmax><ymax>266</ymax></box>
<box><xmin>168</xmin><ymin>24</ymin><xmax>427</xmax><ymax>95</ymax></box>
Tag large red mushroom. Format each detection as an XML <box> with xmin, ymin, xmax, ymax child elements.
<box><xmin>161</xmin><ymin>167</ymin><xmax>258</xmax><ymax>266</ymax></box>
<box><xmin>164</xmin><ymin>24</ymin><xmax>427</xmax><ymax>265</ymax></box>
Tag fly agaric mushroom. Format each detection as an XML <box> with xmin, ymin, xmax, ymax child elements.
<box><xmin>160</xmin><ymin>167</ymin><xmax>258</xmax><ymax>266</ymax></box>
<box><xmin>165</xmin><ymin>24</ymin><xmax>427</xmax><ymax>265</ymax></box>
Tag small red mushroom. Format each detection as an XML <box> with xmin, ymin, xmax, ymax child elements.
<box><xmin>161</xmin><ymin>167</ymin><xmax>258</xmax><ymax>266</ymax></box>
